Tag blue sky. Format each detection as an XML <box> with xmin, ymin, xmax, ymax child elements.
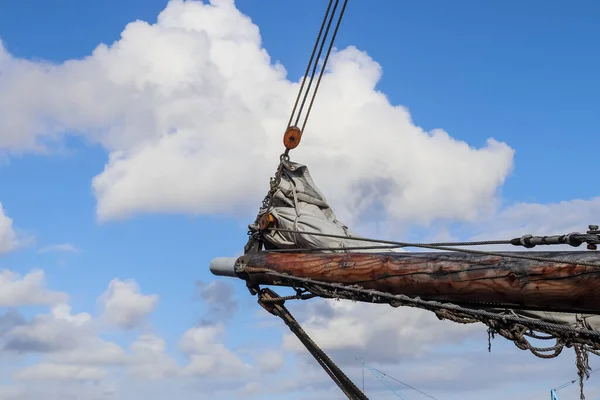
<box><xmin>0</xmin><ymin>1</ymin><xmax>599</xmax><ymax>399</ymax></box>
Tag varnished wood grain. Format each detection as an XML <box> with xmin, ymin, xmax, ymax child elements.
<box><xmin>239</xmin><ymin>251</ymin><xmax>600</xmax><ymax>313</ymax></box>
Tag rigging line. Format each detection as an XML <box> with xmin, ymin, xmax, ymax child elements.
<box><xmin>301</xmin><ymin>0</ymin><xmax>350</xmax><ymax>133</ymax></box>
<box><xmin>294</xmin><ymin>0</ymin><xmax>342</xmax><ymax>128</ymax></box>
<box><xmin>555</xmin><ymin>366</ymin><xmax>600</xmax><ymax>391</ymax></box>
<box><xmin>371</xmin><ymin>367</ymin><xmax>440</xmax><ymax>400</ymax></box>
<box><xmin>362</xmin><ymin>364</ymin><xmax>365</xmax><ymax>394</ymax></box>
<box><xmin>265</xmin><ymin>245</ymin><xmax>404</xmax><ymax>252</ymax></box>
<box><xmin>286</xmin><ymin>0</ymin><xmax>334</xmax><ymax>129</ymax></box>
<box><xmin>266</xmin><ymin>228</ymin><xmax>600</xmax><ymax>268</ymax></box>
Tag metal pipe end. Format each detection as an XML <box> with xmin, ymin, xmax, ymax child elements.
<box><xmin>209</xmin><ymin>257</ymin><xmax>238</xmax><ymax>277</ymax></box>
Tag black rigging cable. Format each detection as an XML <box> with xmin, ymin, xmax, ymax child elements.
<box><xmin>266</xmin><ymin>228</ymin><xmax>600</xmax><ymax>268</ymax></box>
<box><xmin>283</xmin><ymin>0</ymin><xmax>350</xmax><ymax>155</ymax></box>
<box><xmin>286</xmin><ymin>0</ymin><xmax>334</xmax><ymax>129</ymax></box>
<box><xmin>371</xmin><ymin>367</ymin><xmax>440</xmax><ymax>400</ymax></box>
<box><xmin>301</xmin><ymin>0</ymin><xmax>349</xmax><ymax>133</ymax></box>
<box><xmin>293</xmin><ymin>0</ymin><xmax>340</xmax><ymax>128</ymax></box>
<box><xmin>554</xmin><ymin>366</ymin><xmax>600</xmax><ymax>392</ymax></box>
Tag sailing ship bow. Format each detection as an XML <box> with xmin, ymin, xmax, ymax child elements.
<box><xmin>209</xmin><ymin>1</ymin><xmax>600</xmax><ymax>399</ymax></box>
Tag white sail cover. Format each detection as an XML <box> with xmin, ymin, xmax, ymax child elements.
<box><xmin>260</xmin><ymin>160</ymin><xmax>403</xmax><ymax>252</ymax></box>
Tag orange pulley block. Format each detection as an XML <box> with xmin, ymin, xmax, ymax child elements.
<box><xmin>283</xmin><ymin>126</ymin><xmax>303</xmax><ymax>150</ymax></box>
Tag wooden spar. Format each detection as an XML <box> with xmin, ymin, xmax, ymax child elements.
<box><xmin>228</xmin><ymin>250</ymin><xmax>600</xmax><ymax>314</ymax></box>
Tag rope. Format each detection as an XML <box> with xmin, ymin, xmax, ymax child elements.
<box><xmin>265</xmin><ymin>245</ymin><xmax>405</xmax><ymax>252</ymax></box>
<box><xmin>286</xmin><ymin>0</ymin><xmax>334</xmax><ymax>129</ymax></box>
<box><xmin>266</xmin><ymin>228</ymin><xmax>600</xmax><ymax>268</ymax></box>
<box><xmin>301</xmin><ymin>0</ymin><xmax>349</xmax><ymax>133</ymax></box>
<box><xmin>293</xmin><ymin>0</ymin><xmax>340</xmax><ymax>129</ymax></box>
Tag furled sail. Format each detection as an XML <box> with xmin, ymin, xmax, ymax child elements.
<box><xmin>259</xmin><ymin>159</ymin><xmax>403</xmax><ymax>252</ymax></box>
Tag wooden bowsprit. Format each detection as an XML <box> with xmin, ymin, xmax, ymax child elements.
<box><xmin>235</xmin><ymin>250</ymin><xmax>600</xmax><ymax>314</ymax></box>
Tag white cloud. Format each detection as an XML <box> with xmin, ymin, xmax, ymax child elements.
<box><xmin>0</xmin><ymin>270</ymin><xmax>68</xmax><ymax>307</ymax></box>
<box><xmin>2</xmin><ymin>303</ymin><xmax>92</xmax><ymax>354</ymax></box>
<box><xmin>0</xmin><ymin>386</ymin><xmax>28</xmax><ymax>400</ymax></box>
<box><xmin>283</xmin><ymin>298</ymin><xmax>480</xmax><ymax>365</ymax></box>
<box><xmin>0</xmin><ymin>0</ymin><xmax>514</xmax><ymax>228</ymax></box>
<box><xmin>15</xmin><ymin>363</ymin><xmax>107</xmax><ymax>381</ymax></box>
<box><xmin>179</xmin><ymin>324</ymin><xmax>253</xmax><ymax>377</ymax></box>
<box><xmin>50</xmin><ymin>304</ymin><xmax>91</xmax><ymax>325</ymax></box>
<box><xmin>0</xmin><ymin>300</ymin><xmax>130</xmax><ymax>369</ymax></box>
<box><xmin>240</xmin><ymin>382</ymin><xmax>262</xmax><ymax>396</ymax></box>
<box><xmin>0</xmin><ymin>269</ymin><xmax>267</xmax><ymax>398</ymax></box>
<box><xmin>37</xmin><ymin>243</ymin><xmax>80</xmax><ymax>253</ymax></box>
<box><xmin>49</xmin><ymin>338</ymin><xmax>126</xmax><ymax>366</ymax></box>
<box><xmin>0</xmin><ymin>202</ymin><xmax>19</xmax><ymax>254</ymax></box>
<box><xmin>449</xmin><ymin>196</ymin><xmax>600</xmax><ymax>252</ymax></box>
<box><xmin>486</xmin><ymin>196</ymin><xmax>600</xmax><ymax>238</ymax></box>
<box><xmin>127</xmin><ymin>334</ymin><xmax>179</xmax><ymax>380</ymax></box>
<box><xmin>257</xmin><ymin>350</ymin><xmax>284</xmax><ymax>373</ymax></box>
<box><xmin>99</xmin><ymin>278</ymin><xmax>158</xmax><ymax>330</ymax></box>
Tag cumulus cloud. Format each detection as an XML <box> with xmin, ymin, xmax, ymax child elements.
<box><xmin>0</xmin><ymin>203</ymin><xmax>19</xmax><ymax>254</ymax></box>
<box><xmin>179</xmin><ymin>324</ymin><xmax>253</xmax><ymax>377</ymax></box>
<box><xmin>444</xmin><ymin>196</ymin><xmax>600</xmax><ymax>253</ymax></box>
<box><xmin>0</xmin><ymin>0</ymin><xmax>514</xmax><ymax>228</ymax></box>
<box><xmin>0</xmin><ymin>270</ymin><xmax>68</xmax><ymax>307</ymax></box>
<box><xmin>1</xmin><ymin>304</ymin><xmax>92</xmax><ymax>354</ymax></box>
<box><xmin>196</xmin><ymin>280</ymin><xmax>237</xmax><ymax>324</ymax></box>
<box><xmin>283</xmin><ymin>298</ymin><xmax>481</xmax><ymax>366</ymax></box>
<box><xmin>0</xmin><ymin>268</ymin><xmax>269</xmax><ymax>399</ymax></box>
<box><xmin>49</xmin><ymin>339</ymin><xmax>126</xmax><ymax>366</ymax></box>
<box><xmin>15</xmin><ymin>363</ymin><xmax>107</xmax><ymax>381</ymax></box>
<box><xmin>257</xmin><ymin>350</ymin><xmax>284</xmax><ymax>373</ymax></box>
<box><xmin>483</xmin><ymin>196</ymin><xmax>600</xmax><ymax>238</ymax></box>
<box><xmin>99</xmin><ymin>278</ymin><xmax>158</xmax><ymax>330</ymax></box>
<box><xmin>127</xmin><ymin>334</ymin><xmax>179</xmax><ymax>380</ymax></box>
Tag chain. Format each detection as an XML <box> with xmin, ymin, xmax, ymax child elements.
<box><xmin>261</xmin><ymin>154</ymin><xmax>289</xmax><ymax>214</ymax></box>
<box><xmin>246</xmin><ymin>153</ymin><xmax>289</xmax><ymax>250</ymax></box>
